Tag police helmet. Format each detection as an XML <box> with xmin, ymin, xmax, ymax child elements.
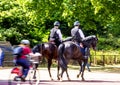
<box><xmin>54</xmin><ymin>21</ymin><xmax>60</xmax><ymax>26</ymax></box>
<box><xmin>74</xmin><ymin>21</ymin><xmax>80</xmax><ymax>26</ymax></box>
<box><xmin>20</xmin><ymin>39</ymin><xmax>30</xmax><ymax>45</ymax></box>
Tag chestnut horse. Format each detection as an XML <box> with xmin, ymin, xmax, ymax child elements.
<box><xmin>57</xmin><ymin>35</ymin><xmax>98</xmax><ymax>81</ymax></box>
<box><xmin>32</xmin><ymin>42</ymin><xmax>58</xmax><ymax>80</ymax></box>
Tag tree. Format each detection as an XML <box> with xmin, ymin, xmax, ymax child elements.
<box><xmin>0</xmin><ymin>0</ymin><xmax>120</xmax><ymax>50</ymax></box>
<box><xmin>0</xmin><ymin>0</ymin><xmax>42</xmax><ymax>46</ymax></box>
<box><xmin>90</xmin><ymin>0</ymin><xmax>120</xmax><ymax>37</ymax></box>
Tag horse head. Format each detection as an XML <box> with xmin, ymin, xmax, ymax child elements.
<box><xmin>32</xmin><ymin>44</ymin><xmax>41</xmax><ymax>53</ymax></box>
<box><xmin>83</xmin><ymin>35</ymin><xmax>98</xmax><ymax>51</ymax></box>
<box><xmin>91</xmin><ymin>35</ymin><xmax>98</xmax><ymax>50</ymax></box>
<box><xmin>88</xmin><ymin>35</ymin><xmax>98</xmax><ymax>50</ymax></box>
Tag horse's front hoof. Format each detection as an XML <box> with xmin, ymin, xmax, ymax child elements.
<box><xmin>68</xmin><ymin>78</ymin><xmax>71</xmax><ymax>81</ymax></box>
<box><xmin>58</xmin><ymin>76</ymin><xmax>63</xmax><ymax>81</ymax></box>
<box><xmin>60</xmin><ymin>78</ymin><xmax>63</xmax><ymax>82</ymax></box>
<box><xmin>51</xmin><ymin>79</ymin><xmax>54</xmax><ymax>81</ymax></box>
<box><xmin>50</xmin><ymin>77</ymin><xmax>54</xmax><ymax>81</ymax></box>
<box><xmin>57</xmin><ymin>75</ymin><xmax>61</xmax><ymax>80</ymax></box>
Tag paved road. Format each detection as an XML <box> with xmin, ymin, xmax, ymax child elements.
<box><xmin>0</xmin><ymin>68</ymin><xmax>120</xmax><ymax>85</ymax></box>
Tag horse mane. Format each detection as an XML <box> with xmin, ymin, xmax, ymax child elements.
<box><xmin>83</xmin><ymin>35</ymin><xmax>96</xmax><ymax>41</ymax></box>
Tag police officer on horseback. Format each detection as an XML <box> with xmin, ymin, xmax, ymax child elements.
<box><xmin>48</xmin><ymin>21</ymin><xmax>62</xmax><ymax>47</ymax></box>
<box><xmin>71</xmin><ymin>21</ymin><xmax>85</xmax><ymax>44</ymax></box>
<box><xmin>71</xmin><ymin>21</ymin><xmax>89</xmax><ymax>58</ymax></box>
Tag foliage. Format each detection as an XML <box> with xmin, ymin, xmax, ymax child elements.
<box><xmin>0</xmin><ymin>0</ymin><xmax>42</xmax><ymax>46</ymax></box>
<box><xmin>97</xmin><ymin>37</ymin><xmax>120</xmax><ymax>50</ymax></box>
<box><xmin>0</xmin><ymin>0</ymin><xmax>120</xmax><ymax>50</ymax></box>
<box><xmin>91</xmin><ymin>0</ymin><xmax>120</xmax><ymax>37</ymax></box>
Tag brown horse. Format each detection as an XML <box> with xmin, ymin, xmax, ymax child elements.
<box><xmin>32</xmin><ymin>42</ymin><xmax>58</xmax><ymax>80</ymax></box>
<box><xmin>57</xmin><ymin>35</ymin><xmax>98</xmax><ymax>81</ymax></box>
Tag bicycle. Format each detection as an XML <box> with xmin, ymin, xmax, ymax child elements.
<box><xmin>8</xmin><ymin>59</ymin><xmax>40</xmax><ymax>85</ymax></box>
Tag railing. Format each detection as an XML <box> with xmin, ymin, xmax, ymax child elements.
<box><xmin>91</xmin><ymin>54</ymin><xmax>120</xmax><ymax>66</ymax></box>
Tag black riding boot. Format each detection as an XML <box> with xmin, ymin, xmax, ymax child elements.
<box><xmin>84</xmin><ymin>47</ymin><xmax>89</xmax><ymax>59</ymax></box>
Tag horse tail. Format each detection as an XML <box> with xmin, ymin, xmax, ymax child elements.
<box><xmin>58</xmin><ymin>43</ymin><xmax>67</xmax><ymax>70</ymax></box>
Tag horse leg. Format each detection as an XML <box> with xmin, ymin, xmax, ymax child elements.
<box><xmin>57</xmin><ymin>62</ymin><xmax>60</xmax><ymax>80</ymax></box>
<box><xmin>33</xmin><ymin>64</ymin><xmax>38</xmax><ymax>79</ymax></box>
<box><xmin>59</xmin><ymin>68</ymin><xmax>65</xmax><ymax>81</ymax></box>
<box><xmin>48</xmin><ymin>59</ymin><xmax>53</xmax><ymax>80</ymax></box>
<box><xmin>33</xmin><ymin>70</ymin><xmax>36</xmax><ymax>79</ymax></box>
<box><xmin>59</xmin><ymin>68</ymin><xmax>70</xmax><ymax>81</ymax></box>
<box><xmin>81</xmin><ymin>64</ymin><xmax>85</xmax><ymax>81</ymax></box>
<box><xmin>77</xmin><ymin>60</ymin><xmax>82</xmax><ymax>78</ymax></box>
<box><xmin>65</xmin><ymin>69</ymin><xmax>70</xmax><ymax>81</ymax></box>
<box><xmin>81</xmin><ymin>59</ymin><xmax>88</xmax><ymax>81</ymax></box>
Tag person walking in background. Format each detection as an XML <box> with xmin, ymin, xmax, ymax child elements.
<box><xmin>0</xmin><ymin>48</ymin><xmax>5</xmax><ymax>68</ymax></box>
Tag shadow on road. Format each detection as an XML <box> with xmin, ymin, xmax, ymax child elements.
<box><xmin>39</xmin><ymin>80</ymin><xmax>120</xmax><ymax>83</ymax></box>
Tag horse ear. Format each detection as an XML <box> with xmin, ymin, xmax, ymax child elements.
<box><xmin>92</xmin><ymin>35</ymin><xmax>98</xmax><ymax>41</ymax></box>
<box><xmin>95</xmin><ymin>35</ymin><xmax>98</xmax><ymax>41</ymax></box>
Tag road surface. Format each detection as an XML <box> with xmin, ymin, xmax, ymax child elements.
<box><xmin>0</xmin><ymin>68</ymin><xmax>120</xmax><ymax>85</ymax></box>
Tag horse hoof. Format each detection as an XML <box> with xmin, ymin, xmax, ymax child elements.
<box><xmin>60</xmin><ymin>79</ymin><xmax>63</xmax><ymax>82</ymax></box>
<box><xmin>50</xmin><ymin>78</ymin><xmax>54</xmax><ymax>81</ymax></box>
<box><xmin>82</xmin><ymin>78</ymin><xmax>85</xmax><ymax>81</ymax></box>
<box><xmin>77</xmin><ymin>74</ymin><xmax>80</xmax><ymax>78</ymax></box>
<box><xmin>68</xmin><ymin>78</ymin><xmax>71</xmax><ymax>81</ymax></box>
<box><xmin>57</xmin><ymin>77</ymin><xmax>60</xmax><ymax>80</ymax></box>
<box><xmin>59</xmin><ymin>77</ymin><xmax>63</xmax><ymax>82</ymax></box>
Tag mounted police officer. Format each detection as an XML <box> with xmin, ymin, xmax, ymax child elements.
<box><xmin>48</xmin><ymin>21</ymin><xmax>62</xmax><ymax>47</ymax></box>
<box><xmin>71</xmin><ymin>21</ymin><xmax>85</xmax><ymax>44</ymax></box>
<box><xmin>71</xmin><ymin>21</ymin><xmax>89</xmax><ymax>58</ymax></box>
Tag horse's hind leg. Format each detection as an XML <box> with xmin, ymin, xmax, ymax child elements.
<box><xmin>48</xmin><ymin>59</ymin><xmax>53</xmax><ymax>80</ymax></box>
<box><xmin>57</xmin><ymin>63</ymin><xmax>60</xmax><ymax>80</ymax></box>
<box><xmin>66</xmin><ymin>69</ymin><xmax>70</xmax><ymax>81</ymax></box>
<box><xmin>58</xmin><ymin>68</ymin><xmax>65</xmax><ymax>81</ymax></box>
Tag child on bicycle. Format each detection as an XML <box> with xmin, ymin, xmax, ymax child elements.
<box><xmin>13</xmin><ymin>39</ymin><xmax>41</xmax><ymax>81</ymax></box>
